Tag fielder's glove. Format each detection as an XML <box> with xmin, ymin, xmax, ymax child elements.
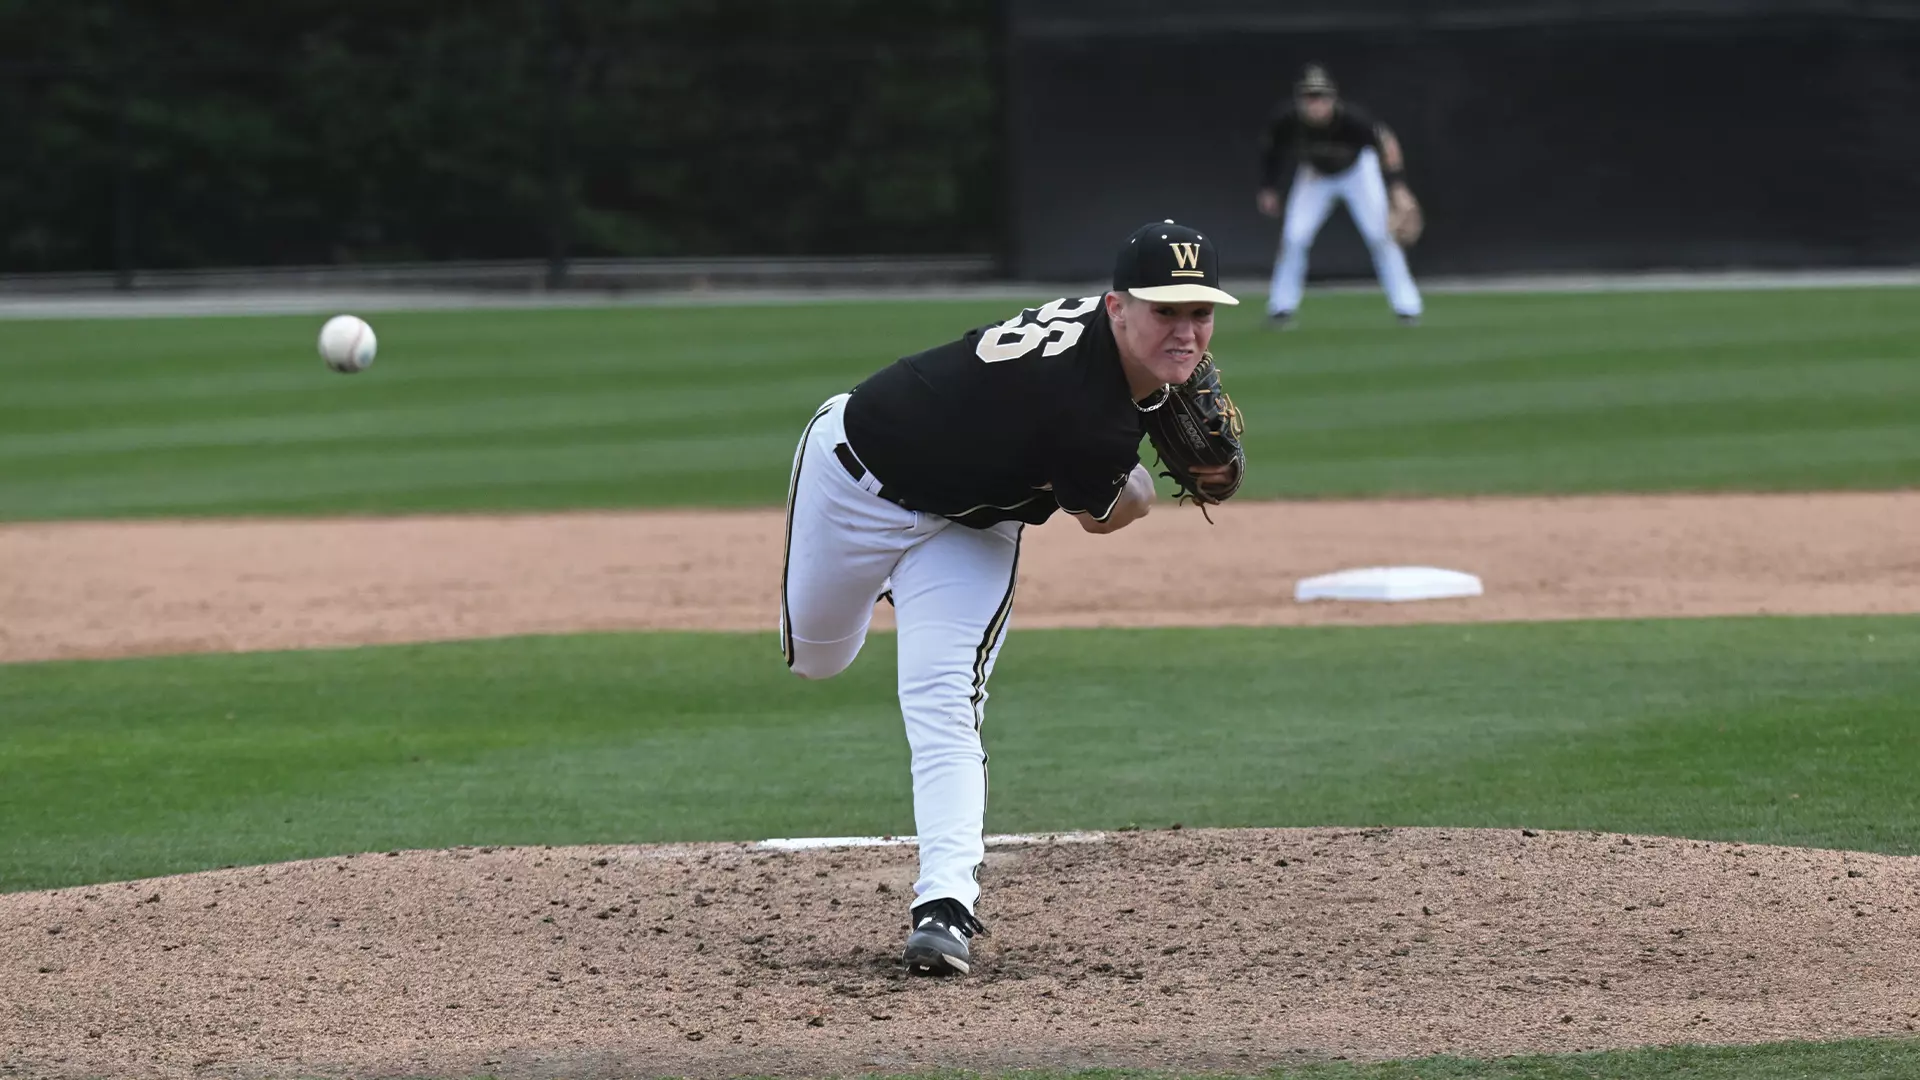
<box><xmin>1141</xmin><ymin>352</ymin><xmax>1245</xmax><ymax>520</ymax></box>
<box><xmin>1388</xmin><ymin>186</ymin><xmax>1424</xmax><ymax>247</ymax></box>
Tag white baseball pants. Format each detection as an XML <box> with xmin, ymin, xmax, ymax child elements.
<box><xmin>1267</xmin><ymin>147</ymin><xmax>1423</xmax><ymax>317</ymax></box>
<box><xmin>780</xmin><ymin>393</ymin><xmax>1020</xmax><ymax>915</ymax></box>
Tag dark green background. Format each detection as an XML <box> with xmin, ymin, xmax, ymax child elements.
<box><xmin>0</xmin><ymin>0</ymin><xmax>998</xmax><ymax>271</ymax></box>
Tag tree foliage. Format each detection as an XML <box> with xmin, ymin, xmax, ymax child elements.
<box><xmin>0</xmin><ymin>0</ymin><xmax>1001</xmax><ymax>271</ymax></box>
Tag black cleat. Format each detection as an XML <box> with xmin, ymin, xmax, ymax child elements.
<box><xmin>1266</xmin><ymin>311</ymin><xmax>1295</xmax><ymax>330</ymax></box>
<box><xmin>1397</xmin><ymin>313</ymin><xmax>1421</xmax><ymax>326</ymax></box>
<box><xmin>903</xmin><ymin>897</ymin><xmax>982</xmax><ymax>976</ymax></box>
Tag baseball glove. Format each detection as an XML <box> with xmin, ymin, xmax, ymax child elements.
<box><xmin>1388</xmin><ymin>186</ymin><xmax>1424</xmax><ymax>247</ymax></box>
<box><xmin>1142</xmin><ymin>352</ymin><xmax>1245</xmax><ymax>520</ymax></box>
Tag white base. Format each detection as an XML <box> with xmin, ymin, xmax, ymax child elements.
<box><xmin>1294</xmin><ymin>565</ymin><xmax>1484</xmax><ymax>604</ymax></box>
<box><xmin>757</xmin><ymin>831</ymin><xmax>1107</xmax><ymax>852</ymax></box>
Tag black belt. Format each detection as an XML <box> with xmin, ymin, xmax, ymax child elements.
<box><xmin>835</xmin><ymin>441</ymin><xmax>1027</xmax><ymax>529</ymax></box>
<box><xmin>833</xmin><ymin>442</ymin><xmax>908</xmax><ymax>507</ymax></box>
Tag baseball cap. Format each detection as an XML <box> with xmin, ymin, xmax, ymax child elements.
<box><xmin>1296</xmin><ymin>64</ymin><xmax>1337</xmax><ymax>96</ymax></box>
<box><xmin>1112</xmin><ymin>220</ymin><xmax>1240</xmax><ymax>306</ymax></box>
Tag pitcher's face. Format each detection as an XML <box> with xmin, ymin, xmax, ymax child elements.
<box><xmin>1111</xmin><ymin>295</ymin><xmax>1214</xmax><ymax>387</ymax></box>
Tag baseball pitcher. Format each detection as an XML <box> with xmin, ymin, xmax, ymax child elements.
<box><xmin>780</xmin><ymin>221</ymin><xmax>1247</xmax><ymax>975</ymax></box>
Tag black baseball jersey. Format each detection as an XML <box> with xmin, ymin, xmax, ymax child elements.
<box><xmin>841</xmin><ymin>297</ymin><xmax>1146</xmax><ymax>528</ymax></box>
<box><xmin>1260</xmin><ymin>102</ymin><xmax>1385</xmax><ymax>183</ymax></box>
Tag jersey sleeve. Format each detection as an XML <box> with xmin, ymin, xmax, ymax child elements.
<box><xmin>1052</xmin><ymin>462</ymin><xmax>1133</xmax><ymax>522</ymax></box>
<box><xmin>1049</xmin><ymin>420</ymin><xmax>1140</xmax><ymax>522</ymax></box>
<box><xmin>1259</xmin><ymin>107</ymin><xmax>1298</xmax><ymax>186</ymax></box>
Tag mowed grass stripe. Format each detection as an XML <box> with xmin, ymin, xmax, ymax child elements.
<box><xmin>968</xmin><ymin>1037</ymin><xmax>1920</xmax><ymax>1078</ymax></box>
<box><xmin>0</xmin><ymin>379</ymin><xmax>838</xmax><ymax>457</ymax></box>
<box><xmin>2</xmin><ymin>288</ymin><xmax>1919</xmax><ymax>517</ymax></box>
<box><xmin>1233</xmin><ymin>285</ymin><xmax>1920</xmax><ymax>375</ymax></box>
<box><xmin>0</xmin><ymin>432</ymin><xmax>800</xmax><ymax>518</ymax></box>
<box><xmin>3</xmin><ymin>616</ymin><xmax>1916</xmax><ymax>892</ymax></box>
<box><xmin>1274</xmin><ymin>422</ymin><xmax>1920</xmax><ymax>495</ymax></box>
<box><xmin>1272</xmin><ymin>355</ymin><xmax>1920</xmax><ymax>432</ymax></box>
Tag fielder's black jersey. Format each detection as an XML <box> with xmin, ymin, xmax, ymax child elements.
<box><xmin>1260</xmin><ymin>102</ymin><xmax>1385</xmax><ymax>182</ymax></box>
<box><xmin>842</xmin><ymin>297</ymin><xmax>1147</xmax><ymax>528</ymax></box>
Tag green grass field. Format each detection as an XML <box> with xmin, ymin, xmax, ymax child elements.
<box><xmin>988</xmin><ymin>1040</ymin><xmax>1920</xmax><ymax>1079</ymax></box>
<box><xmin>6</xmin><ymin>617</ymin><xmax>1918</xmax><ymax>893</ymax></box>
<box><xmin>6</xmin><ymin>287</ymin><xmax>1920</xmax><ymax>1077</ymax></box>
<box><xmin>2</xmin><ymin>287</ymin><xmax>1918</xmax><ymax>518</ymax></box>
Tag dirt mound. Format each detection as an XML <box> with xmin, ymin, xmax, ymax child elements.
<box><xmin>5</xmin><ymin>828</ymin><xmax>1918</xmax><ymax>1079</ymax></box>
<box><xmin>5</xmin><ymin>491</ymin><xmax>1920</xmax><ymax>663</ymax></box>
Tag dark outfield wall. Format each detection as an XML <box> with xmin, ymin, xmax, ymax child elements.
<box><xmin>1006</xmin><ymin>0</ymin><xmax>1920</xmax><ymax>281</ymax></box>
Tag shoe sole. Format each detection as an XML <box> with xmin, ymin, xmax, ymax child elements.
<box><xmin>902</xmin><ymin>941</ymin><xmax>970</xmax><ymax>975</ymax></box>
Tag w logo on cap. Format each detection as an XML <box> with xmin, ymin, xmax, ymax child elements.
<box><xmin>1113</xmin><ymin>219</ymin><xmax>1239</xmax><ymax>305</ymax></box>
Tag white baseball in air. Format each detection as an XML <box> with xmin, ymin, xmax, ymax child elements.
<box><xmin>317</xmin><ymin>314</ymin><xmax>377</xmax><ymax>374</ymax></box>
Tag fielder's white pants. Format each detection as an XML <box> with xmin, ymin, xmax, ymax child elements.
<box><xmin>781</xmin><ymin>393</ymin><xmax>1020</xmax><ymax>915</ymax></box>
<box><xmin>1268</xmin><ymin>147</ymin><xmax>1423</xmax><ymax>317</ymax></box>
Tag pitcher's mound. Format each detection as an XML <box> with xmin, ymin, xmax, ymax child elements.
<box><xmin>5</xmin><ymin>828</ymin><xmax>1918</xmax><ymax>1078</ymax></box>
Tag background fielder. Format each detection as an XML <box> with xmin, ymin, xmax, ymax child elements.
<box><xmin>1257</xmin><ymin>64</ymin><xmax>1424</xmax><ymax>326</ymax></box>
<box><xmin>781</xmin><ymin>221</ymin><xmax>1239</xmax><ymax>975</ymax></box>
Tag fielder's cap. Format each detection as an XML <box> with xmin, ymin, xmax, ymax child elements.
<box><xmin>1296</xmin><ymin>63</ymin><xmax>1337</xmax><ymax>96</ymax></box>
<box><xmin>1112</xmin><ymin>220</ymin><xmax>1240</xmax><ymax>306</ymax></box>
